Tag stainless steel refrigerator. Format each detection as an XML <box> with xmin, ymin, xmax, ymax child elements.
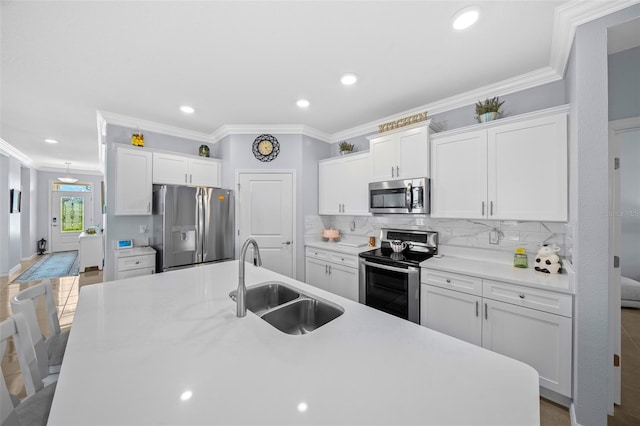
<box><xmin>152</xmin><ymin>185</ymin><xmax>234</xmax><ymax>272</ymax></box>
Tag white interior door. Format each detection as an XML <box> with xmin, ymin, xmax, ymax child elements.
<box><xmin>51</xmin><ymin>191</ymin><xmax>90</xmax><ymax>252</ymax></box>
<box><xmin>237</xmin><ymin>172</ymin><xmax>295</xmax><ymax>278</ymax></box>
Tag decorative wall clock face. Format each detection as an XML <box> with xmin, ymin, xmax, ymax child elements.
<box><xmin>252</xmin><ymin>134</ymin><xmax>280</xmax><ymax>162</ymax></box>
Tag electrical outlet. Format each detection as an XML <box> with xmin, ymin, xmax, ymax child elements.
<box><xmin>489</xmin><ymin>231</ymin><xmax>499</xmax><ymax>244</ymax></box>
<box><xmin>139</xmin><ymin>225</ymin><xmax>147</xmax><ymax>234</ymax></box>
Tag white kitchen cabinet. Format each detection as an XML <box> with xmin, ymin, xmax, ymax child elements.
<box><xmin>421</xmin><ymin>284</ymin><xmax>482</xmax><ymax>346</ymax></box>
<box><xmin>318</xmin><ymin>152</ymin><xmax>370</xmax><ymax>215</ymax></box>
<box><xmin>369</xmin><ymin>124</ymin><xmax>432</xmax><ymax>181</ymax></box>
<box><xmin>420</xmin><ymin>268</ymin><xmax>573</xmax><ymax>398</ymax></box>
<box><xmin>114</xmin><ymin>246</ymin><xmax>156</xmax><ymax>280</ymax></box>
<box><xmin>305</xmin><ymin>247</ymin><xmax>359</xmax><ymax>301</ymax></box>
<box><xmin>153</xmin><ymin>152</ymin><xmax>221</xmax><ymax>187</ymax></box>
<box><xmin>431</xmin><ymin>107</ymin><xmax>568</xmax><ymax>221</ymax></box>
<box><xmin>483</xmin><ymin>298</ymin><xmax>572</xmax><ymax>397</ymax></box>
<box><xmin>114</xmin><ymin>146</ymin><xmax>153</xmax><ymax>215</ymax></box>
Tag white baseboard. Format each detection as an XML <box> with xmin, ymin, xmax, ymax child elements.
<box><xmin>570</xmin><ymin>403</ymin><xmax>581</xmax><ymax>426</ymax></box>
<box><xmin>9</xmin><ymin>263</ymin><xmax>21</xmax><ymax>276</ymax></box>
<box><xmin>20</xmin><ymin>253</ymin><xmax>38</xmax><ymax>261</ymax></box>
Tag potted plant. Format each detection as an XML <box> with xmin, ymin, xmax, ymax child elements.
<box><xmin>338</xmin><ymin>141</ymin><xmax>355</xmax><ymax>155</ymax></box>
<box><xmin>475</xmin><ymin>96</ymin><xmax>505</xmax><ymax>123</ymax></box>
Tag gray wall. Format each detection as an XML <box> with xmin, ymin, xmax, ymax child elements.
<box><xmin>620</xmin><ymin>129</ymin><xmax>640</xmax><ymax>281</ymax></box>
<box><xmin>20</xmin><ymin>166</ymin><xmax>38</xmax><ymax>259</ymax></box>
<box><xmin>566</xmin><ymin>4</ymin><xmax>640</xmax><ymax>425</ymax></box>
<box><xmin>103</xmin><ymin>124</ymin><xmax>206</xmax><ymax>281</ymax></box>
<box><xmin>0</xmin><ymin>155</ymin><xmax>11</xmax><ymax>275</ymax></box>
<box><xmin>219</xmin><ymin>133</ymin><xmax>329</xmax><ymax>281</ymax></box>
<box><xmin>609</xmin><ymin>45</ymin><xmax>640</xmax><ymax>121</ymax></box>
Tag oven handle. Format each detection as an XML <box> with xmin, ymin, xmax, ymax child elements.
<box><xmin>361</xmin><ymin>260</ymin><xmax>418</xmax><ymax>274</ymax></box>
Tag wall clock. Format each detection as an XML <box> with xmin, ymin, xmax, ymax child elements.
<box><xmin>252</xmin><ymin>134</ymin><xmax>280</xmax><ymax>162</ymax></box>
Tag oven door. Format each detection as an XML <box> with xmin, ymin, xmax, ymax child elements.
<box><xmin>359</xmin><ymin>259</ymin><xmax>420</xmax><ymax>323</ymax></box>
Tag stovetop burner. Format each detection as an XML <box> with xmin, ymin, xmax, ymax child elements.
<box><xmin>359</xmin><ymin>229</ymin><xmax>438</xmax><ymax>268</ymax></box>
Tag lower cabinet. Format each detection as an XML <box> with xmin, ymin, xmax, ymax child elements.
<box><xmin>114</xmin><ymin>247</ymin><xmax>157</xmax><ymax>280</ymax></box>
<box><xmin>421</xmin><ymin>269</ymin><xmax>573</xmax><ymax>398</ymax></box>
<box><xmin>305</xmin><ymin>247</ymin><xmax>358</xmax><ymax>302</ymax></box>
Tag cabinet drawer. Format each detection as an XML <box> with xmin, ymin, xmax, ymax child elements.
<box><xmin>305</xmin><ymin>247</ymin><xmax>329</xmax><ymax>260</ymax></box>
<box><xmin>328</xmin><ymin>252</ymin><xmax>358</xmax><ymax>268</ymax></box>
<box><xmin>117</xmin><ymin>254</ymin><xmax>156</xmax><ymax>272</ymax></box>
<box><xmin>422</xmin><ymin>269</ymin><xmax>482</xmax><ymax>296</ymax></box>
<box><xmin>483</xmin><ymin>280</ymin><xmax>572</xmax><ymax>317</ymax></box>
<box><xmin>116</xmin><ymin>267</ymin><xmax>155</xmax><ymax>280</ymax></box>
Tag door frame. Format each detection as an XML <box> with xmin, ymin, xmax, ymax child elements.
<box><xmin>48</xmin><ymin>179</ymin><xmax>94</xmax><ymax>253</ymax></box>
<box><xmin>234</xmin><ymin>169</ymin><xmax>297</xmax><ymax>279</ymax></box>
<box><xmin>608</xmin><ymin>116</ymin><xmax>640</xmax><ymax>411</ymax></box>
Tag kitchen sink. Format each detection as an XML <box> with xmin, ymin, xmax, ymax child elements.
<box><xmin>230</xmin><ymin>281</ymin><xmax>343</xmax><ymax>335</ymax></box>
<box><xmin>261</xmin><ymin>298</ymin><xmax>344</xmax><ymax>335</ymax></box>
<box><xmin>230</xmin><ymin>281</ymin><xmax>300</xmax><ymax>316</ymax></box>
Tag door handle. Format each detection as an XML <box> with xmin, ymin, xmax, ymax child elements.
<box><xmin>282</xmin><ymin>241</ymin><xmax>292</xmax><ymax>245</ymax></box>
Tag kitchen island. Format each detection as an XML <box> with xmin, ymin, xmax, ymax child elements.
<box><xmin>48</xmin><ymin>260</ymin><xmax>539</xmax><ymax>425</ymax></box>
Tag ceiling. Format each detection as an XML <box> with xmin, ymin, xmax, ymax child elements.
<box><xmin>0</xmin><ymin>1</ymin><xmax>636</xmax><ymax>173</ymax></box>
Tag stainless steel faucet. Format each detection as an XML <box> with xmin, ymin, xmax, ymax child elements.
<box><xmin>237</xmin><ymin>238</ymin><xmax>262</xmax><ymax>317</ymax></box>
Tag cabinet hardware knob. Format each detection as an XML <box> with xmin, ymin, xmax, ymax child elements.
<box><xmin>490</xmin><ymin>201</ymin><xmax>494</xmax><ymax>216</ymax></box>
<box><xmin>135</xmin><ymin>261</ymin><xmax>140</xmax><ymax>264</ymax></box>
<box><xmin>396</xmin><ymin>166</ymin><xmax>399</xmax><ymax>176</ymax></box>
<box><xmin>482</xmin><ymin>201</ymin><xmax>485</xmax><ymax>216</ymax></box>
<box><xmin>485</xmin><ymin>303</ymin><xmax>488</xmax><ymax>320</ymax></box>
<box><xmin>446</xmin><ymin>279</ymin><xmax>451</xmax><ymax>283</ymax></box>
<box><xmin>391</xmin><ymin>167</ymin><xmax>394</xmax><ymax>178</ymax></box>
<box><xmin>519</xmin><ymin>294</ymin><xmax>525</xmax><ymax>299</ymax></box>
<box><xmin>282</xmin><ymin>241</ymin><xmax>291</xmax><ymax>245</ymax></box>
<box><xmin>476</xmin><ymin>301</ymin><xmax>479</xmax><ymax>317</ymax></box>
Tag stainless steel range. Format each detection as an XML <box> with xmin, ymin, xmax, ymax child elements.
<box><xmin>359</xmin><ymin>229</ymin><xmax>438</xmax><ymax>323</ymax></box>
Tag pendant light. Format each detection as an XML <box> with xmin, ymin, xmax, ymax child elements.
<box><xmin>58</xmin><ymin>162</ymin><xmax>78</xmax><ymax>184</ymax></box>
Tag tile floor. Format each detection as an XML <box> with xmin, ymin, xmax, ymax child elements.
<box><xmin>1</xmin><ymin>257</ymin><xmax>639</xmax><ymax>425</ymax></box>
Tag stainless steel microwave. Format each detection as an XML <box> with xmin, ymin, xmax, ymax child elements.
<box><xmin>369</xmin><ymin>177</ymin><xmax>430</xmax><ymax>214</ymax></box>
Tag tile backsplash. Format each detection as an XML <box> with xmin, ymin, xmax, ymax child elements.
<box><xmin>305</xmin><ymin>214</ymin><xmax>567</xmax><ymax>258</ymax></box>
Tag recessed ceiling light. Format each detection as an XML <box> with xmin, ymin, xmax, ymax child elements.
<box><xmin>452</xmin><ymin>6</ymin><xmax>480</xmax><ymax>30</ymax></box>
<box><xmin>44</xmin><ymin>138</ymin><xmax>59</xmax><ymax>144</ymax></box>
<box><xmin>296</xmin><ymin>99</ymin><xmax>310</xmax><ymax>108</ymax></box>
<box><xmin>340</xmin><ymin>73</ymin><xmax>358</xmax><ymax>85</ymax></box>
<box><xmin>180</xmin><ymin>105</ymin><xmax>195</xmax><ymax>114</ymax></box>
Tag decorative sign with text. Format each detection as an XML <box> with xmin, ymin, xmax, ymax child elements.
<box><xmin>378</xmin><ymin>112</ymin><xmax>428</xmax><ymax>133</ymax></box>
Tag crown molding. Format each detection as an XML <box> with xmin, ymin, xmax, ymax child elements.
<box><xmin>209</xmin><ymin>124</ymin><xmax>331</xmax><ymax>143</ymax></box>
<box><xmin>97</xmin><ymin>110</ymin><xmax>212</xmax><ymax>144</ymax></box>
<box><xmin>0</xmin><ymin>138</ymin><xmax>33</xmax><ymax>166</ymax></box>
<box><xmin>37</xmin><ymin>165</ymin><xmax>103</xmax><ymax>175</ymax></box>
<box><xmin>551</xmin><ymin>0</ymin><xmax>640</xmax><ymax>76</ymax></box>
<box><xmin>333</xmin><ymin>66</ymin><xmax>561</xmax><ymax>142</ymax></box>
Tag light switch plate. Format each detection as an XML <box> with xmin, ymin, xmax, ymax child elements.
<box><xmin>489</xmin><ymin>231</ymin><xmax>499</xmax><ymax>245</ymax></box>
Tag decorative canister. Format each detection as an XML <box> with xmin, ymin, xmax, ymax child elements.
<box><xmin>199</xmin><ymin>144</ymin><xmax>210</xmax><ymax>157</ymax></box>
<box><xmin>514</xmin><ymin>247</ymin><xmax>528</xmax><ymax>268</ymax></box>
<box><xmin>368</xmin><ymin>236</ymin><xmax>376</xmax><ymax>247</ymax></box>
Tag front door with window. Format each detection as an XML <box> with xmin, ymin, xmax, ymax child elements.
<box><xmin>51</xmin><ymin>191</ymin><xmax>89</xmax><ymax>252</ymax></box>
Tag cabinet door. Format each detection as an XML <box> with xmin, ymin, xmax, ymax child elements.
<box><xmin>483</xmin><ymin>298</ymin><xmax>572</xmax><ymax>397</ymax></box>
<box><xmin>305</xmin><ymin>257</ymin><xmax>330</xmax><ymax>292</ymax></box>
<box><xmin>397</xmin><ymin>126</ymin><xmax>429</xmax><ymax>178</ymax></box>
<box><xmin>115</xmin><ymin>147</ymin><xmax>152</xmax><ymax>215</ymax></box>
<box><xmin>421</xmin><ymin>285</ymin><xmax>482</xmax><ymax>346</ymax></box>
<box><xmin>430</xmin><ymin>131</ymin><xmax>488</xmax><ymax>218</ymax></box>
<box><xmin>152</xmin><ymin>153</ymin><xmax>188</xmax><ymax>185</ymax></box>
<box><xmin>328</xmin><ymin>263</ymin><xmax>359</xmax><ymax>302</ymax></box>
<box><xmin>189</xmin><ymin>158</ymin><xmax>221</xmax><ymax>187</ymax></box>
<box><xmin>370</xmin><ymin>134</ymin><xmax>397</xmax><ymax>181</ymax></box>
<box><xmin>487</xmin><ymin>113</ymin><xmax>567</xmax><ymax>221</ymax></box>
<box><xmin>343</xmin><ymin>153</ymin><xmax>370</xmax><ymax>215</ymax></box>
<box><xmin>318</xmin><ymin>159</ymin><xmax>344</xmax><ymax>215</ymax></box>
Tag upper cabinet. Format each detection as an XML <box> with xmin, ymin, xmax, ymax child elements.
<box><xmin>319</xmin><ymin>152</ymin><xmax>370</xmax><ymax>216</ymax></box>
<box><xmin>153</xmin><ymin>152</ymin><xmax>221</xmax><ymax>187</ymax></box>
<box><xmin>114</xmin><ymin>146</ymin><xmax>153</xmax><ymax>216</ymax></box>
<box><xmin>431</xmin><ymin>107</ymin><xmax>569</xmax><ymax>221</ymax></box>
<box><xmin>369</xmin><ymin>123</ymin><xmax>436</xmax><ymax>181</ymax></box>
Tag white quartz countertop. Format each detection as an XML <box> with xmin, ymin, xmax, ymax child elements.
<box><xmin>49</xmin><ymin>260</ymin><xmax>539</xmax><ymax>425</ymax></box>
<box><xmin>305</xmin><ymin>240</ymin><xmax>374</xmax><ymax>255</ymax></box>
<box><xmin>421</xmin><ymin>255</ymin><xmax>572</xmax><ymax>294</ymax></box>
